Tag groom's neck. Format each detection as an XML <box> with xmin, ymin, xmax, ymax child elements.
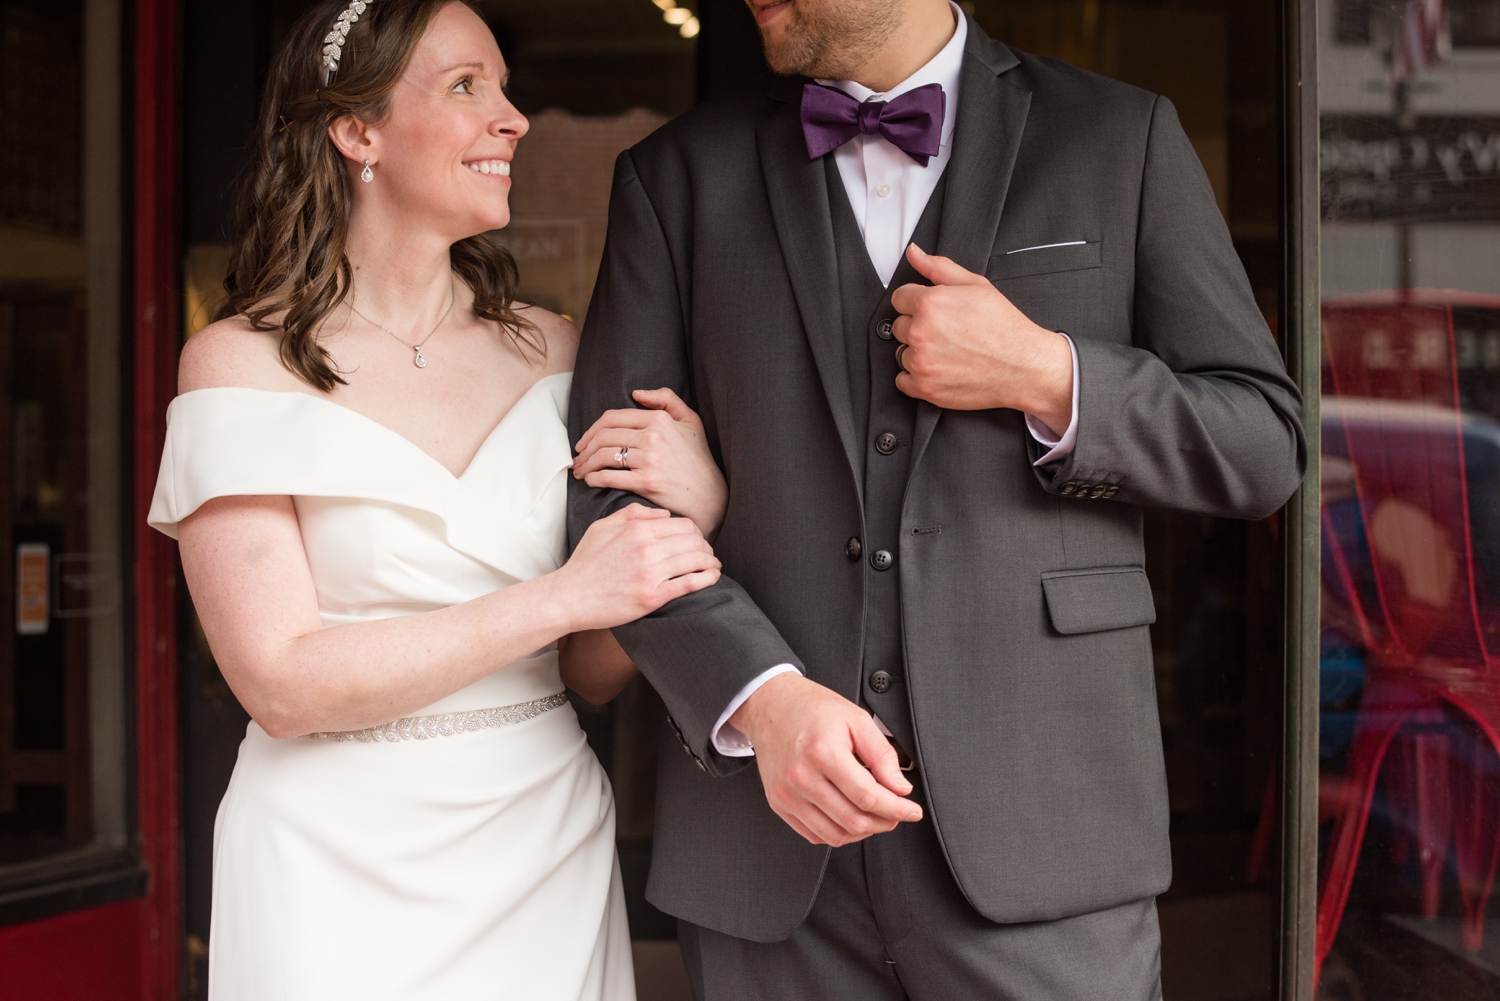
<box><xmin>844</xmin><ymin>0</ymin><xmax>956</xmax><ymax>93</ymax></box>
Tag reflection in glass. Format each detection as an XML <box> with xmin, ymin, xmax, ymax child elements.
<box><xmin>1319</xmin><ymin>0</ymin><xmax>1500</xmax><ymax>995</ymax></box>
<box><xmin>0</xmin><ymin>0</ymin><xmax>128</xmax><ymax>883</ymax></box>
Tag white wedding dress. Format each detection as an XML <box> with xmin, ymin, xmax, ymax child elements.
<box><xmin>148</xmin><ymin>373</ymin><xmax>635</xmax><ymax>1001</ymax></box>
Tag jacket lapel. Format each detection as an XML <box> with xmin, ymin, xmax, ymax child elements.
<box><xmin>910</xmin><ymin>21</ymin><xmax>1032</xmax><ymax>473</ymax></box>
<box><xmin>756</xmin><ymin>91</ymin><xmax>864</xmax><ymax>487</ymax></box>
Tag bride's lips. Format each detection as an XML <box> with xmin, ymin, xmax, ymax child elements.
<box><xmin>751</xmin><ymin>0</ymin><xmax>790</xmax><ymax>25</ymax></box>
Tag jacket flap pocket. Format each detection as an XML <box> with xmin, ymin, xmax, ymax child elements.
<box><xmin>1042</xmin><ymin>566</ymin><xmax>1156</xmax><ymax>635</ymax></box>
<box><xmin>988</xmin><ymin>240</ymin><xmax>1102</xmax><ymax>280</ymax></box>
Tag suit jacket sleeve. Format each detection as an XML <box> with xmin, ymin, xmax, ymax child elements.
<box><xmin>568</xmin><ymin>149</ymin><xmax>801</xmax><ymax>776</ymax></box>
<box><xmin>1031</xmin><ymin>97</ymin><xmax>1307</xmax><ymax>517</ymax></box>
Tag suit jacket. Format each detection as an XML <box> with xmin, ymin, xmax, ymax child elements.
<box><xmin>567</xmin><ymin>18</ymin><xmax>1306</xmax><ymax>943</ymax></box>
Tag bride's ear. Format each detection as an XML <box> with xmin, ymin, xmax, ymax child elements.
<box><xmin>328</xmin><ymin>114</ymin><xmax>379</xmax><ymax>173</ymax></box>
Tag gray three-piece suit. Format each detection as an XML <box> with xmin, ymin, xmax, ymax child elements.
<box><xmin>568</xmin><ymin>17</ymin><xmax>1305</xmax><ymax>999</ymax></box>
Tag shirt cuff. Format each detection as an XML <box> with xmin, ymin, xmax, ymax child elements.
<box><xmin>710</xmin><ymin>664</ymin><xmax>802</xmax><ymax>757</ymax></box>
<box><xmin>1025</xmin><ymin>333</ymin><xmax>1080</xmax><ymax>467</ymax></box>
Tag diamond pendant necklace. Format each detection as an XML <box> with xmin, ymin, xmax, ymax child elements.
<box><xmin>349</xmin><ymin>278</ymin><xmax>456</xmax><ymax>369</ymax></box>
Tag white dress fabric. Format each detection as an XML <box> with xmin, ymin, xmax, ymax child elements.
<box><xmin>148</xmin><ymin>373</ymin><xmax>636</xmax><ymax>1001</ymax></box>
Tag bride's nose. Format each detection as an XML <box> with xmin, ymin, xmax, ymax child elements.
<box><xmin>492</xmin><ymin>106</ymin><xmax>529</xmax><ymax>143</ymax></box>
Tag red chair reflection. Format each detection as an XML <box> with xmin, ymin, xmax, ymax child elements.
<box><xmin>1317</xmin><ymin>292</ymin><xmax>1500</xmax><ymax>981</ymax></box>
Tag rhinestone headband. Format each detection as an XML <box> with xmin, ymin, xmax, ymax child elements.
<box><xmin>321</xmin><ymin>1</ymin><xmax>371</xmax><ymax>86</ymax></box>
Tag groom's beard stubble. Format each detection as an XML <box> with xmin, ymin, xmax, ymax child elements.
<box><xmin>757</xmin><ymin>0</ymin><xmax>906</xmax><ymax>80</ymax></box>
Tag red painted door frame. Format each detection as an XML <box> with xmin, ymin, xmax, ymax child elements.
<box><xmin>132</xmin><ymin>0</ymin><xmax>184</xmax><ymax>994</ymax></box>
<box><xmin>0</xmin><ymin>1</ymin><xmax>181</xmax><ymax>997</ymax></box>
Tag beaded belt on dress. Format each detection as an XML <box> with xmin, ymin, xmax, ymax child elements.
<box><xmin>305</xmin><ymin>692</ymin><xmax>569</xmax><ymax>743</ymax></box>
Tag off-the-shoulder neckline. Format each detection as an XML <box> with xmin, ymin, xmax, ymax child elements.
<box><xmin>173</xmin><ymin>371</ymin><xmax>570</xmax><ymax>482</ymax></box>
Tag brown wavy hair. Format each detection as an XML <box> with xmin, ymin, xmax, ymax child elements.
<box><xmin>218</xmin><ymin>0</ymin><xmax>540</xmax><ymax>391</ymax></box>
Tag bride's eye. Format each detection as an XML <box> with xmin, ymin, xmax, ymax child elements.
<box><xmin>453</xmin><ymin>76</ymin><xmax>474</xmax><ymax>95</ymax></box>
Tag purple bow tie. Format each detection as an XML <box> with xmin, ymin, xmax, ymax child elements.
<box><xmin>800</xmin><ymin>82</ymin><xmax>946</xmax><ymax>166</ymax></box>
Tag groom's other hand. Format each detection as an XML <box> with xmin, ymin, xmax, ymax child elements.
<box><xmin>890</xmin><ymin>244</ymin><xmax>1074</xmax><ymax>435</ymax></box>
<box><xmin>729</xmin><ymin>672</ymin><xmax>922</xmax><ymax>846</ymax></box>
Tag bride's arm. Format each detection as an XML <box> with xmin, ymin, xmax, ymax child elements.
<box><xmin>571</xmin><ymin>388</ymin><xmax>727</xmax><ymax>541</ymax></box>
<box><xmin>178</xmin><ymin>496</ymin><xmax>716</xmax><ymax>739</ymax></box>
<box><xmin>558</xmin><ymin>629</ymin><xmax>637</xmax><ymax>705</ymax></box>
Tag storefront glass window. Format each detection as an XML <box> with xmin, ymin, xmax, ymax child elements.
<box><xmin>1318</xmin><ymin>0</ymin><xmax>1500</xmax><ymax>995</ymax></box>
<box><xmin>0</xmin><ymin>0</ymin><xmax>131</xmax><ymax>905</ymax></box>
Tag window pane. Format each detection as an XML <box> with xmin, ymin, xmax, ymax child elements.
<box><xmin>0</xmin><ymin>0</ymin><xmax>128</xmax><ymax>883</ymax></box>
<box><xmin>1318</xmin><ymin>0</ymin><xmax>1500</xmax><ymax>994</ymax></box>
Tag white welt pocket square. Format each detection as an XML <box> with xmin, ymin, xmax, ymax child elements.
<box><xmin>988</xmin><ymin>240</ymin><xmax>1102</xmax><ymax>280</ymax></box>
<box><xmin>1006</xmin><ymin>241</ymin><xmax>1087</xmax><ymax>255</ymax></box>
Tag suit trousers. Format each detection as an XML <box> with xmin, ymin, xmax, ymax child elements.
<box><xmin>677</xmin><ymin>778</ymin><xmax>1163</xmax><ymax>1001</ymax></box>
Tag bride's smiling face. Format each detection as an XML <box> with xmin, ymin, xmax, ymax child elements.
<box><xmin>339</xmin><ymin>2</ymin><xmax>527</xmax><ymax>239</ymax></box>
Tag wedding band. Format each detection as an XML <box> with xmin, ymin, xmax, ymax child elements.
<box><xmin>894</xmin><ymin>343</ymin><xmax>910</xmax><ymax>374</ymax></box>
<box><xmin>615</xmin><ymin>447</ymin><xmax>630</xmax><ymax>470</ymax></box>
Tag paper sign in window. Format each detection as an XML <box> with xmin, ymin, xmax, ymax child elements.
<box><xmin>17</xmin><ymin>542</ymin><xmax>50</xmax><ymax>635</ymax></box>
<box><xmin>54</xmin><ymin>553</ymin><xmax>119</xmax><ymax>619</ymax></box>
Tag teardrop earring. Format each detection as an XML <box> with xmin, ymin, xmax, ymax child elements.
<box><xmin>361</xmin><ymin>159</ymin><xmax>374</xmax><ymax>183</ymax></box>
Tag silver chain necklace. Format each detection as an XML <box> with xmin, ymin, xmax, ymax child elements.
<box><xmin>349</xmin><ymin>279</ymin><xmax>456</xmax><ymax>369</ymax></box>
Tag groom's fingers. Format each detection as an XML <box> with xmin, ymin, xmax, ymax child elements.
<box><xmin>780</xmin><ymin>814</ymin><xmax>825</xmax><ymax>846</ymax></box>
<box><xmin>905</xmin><ymin>242</ymin><xmax>988</xmax><ymax>287</ymax></box>
<box><xmin>849</xmin><ymin>720</ymin><xmax>915</xmax><ymax>799</ymax></box>
<box><xmin>789</xmin><ymin>793</ymin><xmax>861</xmax><ymax>846</ymax></box>
<box><xmin>820</xmin><ymin>748</ymin><xmax>920</xmax><ymax>830</ymax></box>
<box><xmin>806</xmin><ymin>775</ymin><xmax>904</xmax><ymax>843</ymax></box>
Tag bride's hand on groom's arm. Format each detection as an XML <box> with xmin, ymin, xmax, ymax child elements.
<box><xmin>729</xmin><ymin>673</ymin><xmax>923</xmax><ymax>847</ymax></box>
<box><xmin>572</xmin><ymin>388</ymin><xmax>727</xmax><ymax>541</ymax></box>
<box><xmin>550</xmin><ymin>504</ymin><xmax>718</xmax><ymax>705</ymax></box>
<box><xmin>552</xmin><ymin>504</ymin><xmax>722</xmax><ymax>633</ymax></box>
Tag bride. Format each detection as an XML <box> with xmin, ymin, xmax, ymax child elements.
<box><xmin>148</xmin><ymin>1</ymin><xmax>725</xmax><ymax>997</ymax></box>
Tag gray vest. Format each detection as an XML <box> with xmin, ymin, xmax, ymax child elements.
<box><xmin>826</xmin><ymin>159</ymin><xmax>950</xmax><ymax>761</ymax></box>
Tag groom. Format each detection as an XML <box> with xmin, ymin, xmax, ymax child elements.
<box><xmin>570</xmin><ymin>0</ymin><xmax>1304</xmax><ymax>996</ymax></box>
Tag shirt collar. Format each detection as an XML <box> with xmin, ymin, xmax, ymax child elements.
<box><xmin>818</xmin><ymin>2</ymin><xmax>967</xmax><ymax>146</ymax></box>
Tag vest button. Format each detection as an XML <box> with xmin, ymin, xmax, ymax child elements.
<box><xmin>870</xmin><ymin>549</ymin><xmax>894</xmax><ymax>571</ymax></box>
<box><xmin>875</xmin><ymin>432</ymin><xmax>898</xmax><ymax>455</ymax></box>
<box><xmin>845</xmin><ymin>536</ymin><xmax>862</xmax><ymax>560</ymax></box>
<box><xmin>876</xmin><ymin>318</ymin><xmax>895</xmax><ymax>340</ymax></box>
<box><xmin>868</xmin><ymin>670</ymin><xmax>893</xmax><ymax>694</ymax></box>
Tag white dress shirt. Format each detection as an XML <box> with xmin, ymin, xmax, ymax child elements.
<box><xmin>710</xmin><ymin>3</ymin><xmax>1080</xmax><ymax>756</ymax></box>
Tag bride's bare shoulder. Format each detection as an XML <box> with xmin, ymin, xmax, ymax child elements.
<box><xmin>178</xmin><ymin>315</ymin><xmax>308</xmax><ymax>395</ymax></box>
<box><xmin>515</xmin><ymin>306</ymin><xmax>579</xmax><ymax>377</ymax></box>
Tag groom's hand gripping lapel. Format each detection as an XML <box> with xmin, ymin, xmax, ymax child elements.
<box><xmin>890</xmin><ymin>244</ymin><xmax>1073</xmax><ymax>435</ymax></box>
